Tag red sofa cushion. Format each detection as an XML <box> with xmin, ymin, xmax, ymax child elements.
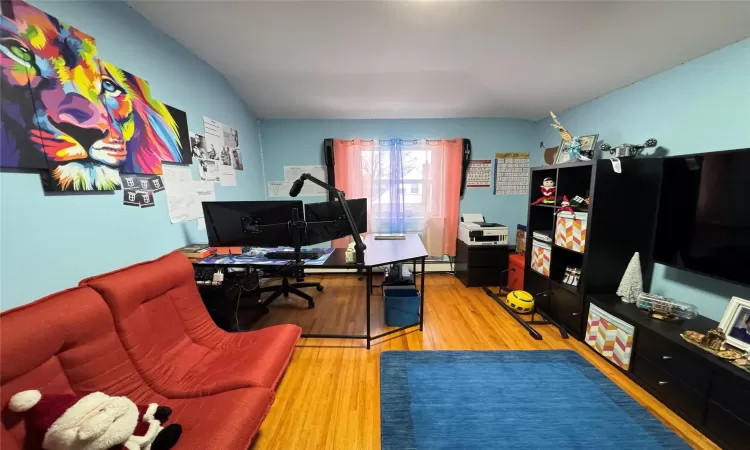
<box><xmin>0</xmin><ymin>286</ymin><xmax>274</xmax><ymax>450</ymax></box>
<box><xmin>80</xmin><ymin>251</ymin><xmax>301</xmax><ymax>393</ymax></box>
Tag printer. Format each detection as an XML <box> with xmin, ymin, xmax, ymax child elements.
<box><xmin>458</xmin><ymin>214</ymin><xmax>509</xmax><ymax>246</ymax></box>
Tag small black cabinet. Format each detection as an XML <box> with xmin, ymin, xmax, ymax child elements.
<box><xmin>454</xmin><ymin>239</ymin><xmax>509</xmax><ymax>287</ymax></box>
<box><xmin>550</xmin><ymin>283</ymin><xmax>583</xmax><ymax>336</ymax></box>
<box><xmin>589</xmin><ymin>294</ymin><xmax>750</xmax><ymax>449</ymax></box>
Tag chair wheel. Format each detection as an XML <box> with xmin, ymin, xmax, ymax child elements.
<box><xmin>262</xmin><ymin>307</ymin><xmax>270</xmax><ymax>315</ymax></box>
<box><xmin>316</xmin><ymin>285</ymin><xmax>324</xmax><ymax>292</ymax></box>
<box><xmin>308</xmin><ymin>302</ymin><xmax>315</xmax><ymax>309</ymax></box>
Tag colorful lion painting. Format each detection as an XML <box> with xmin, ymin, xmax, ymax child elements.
<box><xmin>0</xmin><ymin>0</ymin><xmax>190</xmax><ymax>192</ymax></box>
<box><xmin>99</xmin><ymin>62</ymin><xmax>190</xmax><ymax>176</ymax></box>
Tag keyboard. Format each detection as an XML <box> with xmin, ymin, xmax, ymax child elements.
<box><xmin>374</xmin><ymin>234</ymin><xmax>406</xmax><ymax>240</ymax></box>
<box><xmin>264</xmin><ymin>251</ymin><xmax>321</xmax><ymax>260</ymax></box>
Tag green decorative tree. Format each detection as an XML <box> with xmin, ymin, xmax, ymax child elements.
<box><xmin>617</xmin><ymin>252</ymin><xmax>643</xmax><ymax>303</ymax></box>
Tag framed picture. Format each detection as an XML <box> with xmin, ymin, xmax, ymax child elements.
<box><xmin>578</xmin><ymin>134</ymin><xmax>599</xmax><ymax>156</ymax></box>
<box><xmin>719</xmin><ymin>296</ymin><xmax>750</xmax><ymax>352</ymax></box>
<box><xmin>554</xmin><ymin>140</ymin><xmax>571</xmax><ymax>164</ymax></box>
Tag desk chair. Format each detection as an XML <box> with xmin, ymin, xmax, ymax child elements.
<box><xmin>259</xmin><ymin>272</ymin><xmax>323</xmax><ymax>310</ymax></box>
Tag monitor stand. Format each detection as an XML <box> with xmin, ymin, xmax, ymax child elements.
<box><xmin>257</xmin><ymin>208</ymin><xmax>323</xmax><ymax>310</ymax></box>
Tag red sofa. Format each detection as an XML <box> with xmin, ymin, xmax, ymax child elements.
<box><xmin>1</xmin><ymin>251</ymin><xmax>301</xmax><ymax>449</ymax></box>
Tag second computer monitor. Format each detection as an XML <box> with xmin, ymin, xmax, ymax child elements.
<box><xmin>304</xmin><ymin>198</ymin><xmax>367</xmax><ymax>245</ymax></box>
<box><xmin>202</xmin><ymin>200</ymin><xmax>303</xmax><ymax>247</ymax></box>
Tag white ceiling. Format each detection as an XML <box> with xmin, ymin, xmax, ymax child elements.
<box><xmin>129</xmin><ymin>1</ymin><xmax>750</xmax><ymax>120</ymax></box>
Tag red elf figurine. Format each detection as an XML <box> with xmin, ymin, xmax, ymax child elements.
<box><xmin>532</xmin><ymin>178</ymin><xmax>556</xmax><ymax>205</ymax></box>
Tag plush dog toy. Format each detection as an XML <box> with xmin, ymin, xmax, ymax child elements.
<box><xmin>8</xmin><ymin>390</ymin><xmax>181</xmax><ymax>450</ymax></box>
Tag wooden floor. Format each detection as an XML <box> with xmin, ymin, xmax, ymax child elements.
<box><xmin>251</xmin><ymin>274</ymin><xmax>717</xmax><ymax>450</ymax></box>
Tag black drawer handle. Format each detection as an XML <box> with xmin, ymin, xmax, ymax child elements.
<box><xmin>662</xmin><ymin>356</ymin><xmax>672</xmax><ymax>360</ymax></box>
<box><xmin>572</xmin><ymin>312</ymin><xmax>579</xmax><ymax>316</ymax></box>
<box><xmin>658</xmin><ymin>381</ymin><xmax>668</xmax><ymax>386</ymax></box>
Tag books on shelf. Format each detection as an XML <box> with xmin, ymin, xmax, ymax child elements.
<box><xmin>178</xmin><ymin>244</ymin><xmax>215</xmax><ymax>259</ymax></box>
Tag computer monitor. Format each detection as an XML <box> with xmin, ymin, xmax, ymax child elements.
<box><xmin>304</xmin><ymin>198</ymin><xmax>367</xmax><ymax>245</ymax></box>
<box><xmin>202</xmin><ymin>201</ymin><xmax>303</xmax><ymax>247</ymax></box>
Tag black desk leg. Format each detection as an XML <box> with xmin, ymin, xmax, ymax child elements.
<box><xmin>419</xmin><ymin>257</ymin><xmax>425</xmax><ymax>331</ymax></box>
<box><xmin>366</xmin><ymin>267</ymin><xmax>372</xmax><ymax>349</ymax></box>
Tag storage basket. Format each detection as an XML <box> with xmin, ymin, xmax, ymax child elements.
<box><xmin>384</xmin><ymin>287</ymin><xmax>420</xmax><ymax>327</ymax></box>
<box><xmin>530</xmin><ymin>240</ymin><xmax>551</xmax><ymax>277</ymax></box>
<box><xmin>586</xmin><ymin>303</ymin><xmax>635</xmax><ymax>370</ymax></box>
<box><xmin>555</xmin><ymin>212</ymin><xmax>588</xmax><ymax>252</ymax></box>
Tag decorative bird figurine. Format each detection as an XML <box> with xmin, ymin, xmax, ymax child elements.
<box><xmin>550</xmin><ymin>112</ymin><xmax>573</xmax><ymax>142</ymax></box>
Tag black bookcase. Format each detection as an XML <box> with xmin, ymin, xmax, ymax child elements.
<box><xmin>523</xmin><ymin>158</ymin><xmax>663</xmax><ymax>338</ymax></box>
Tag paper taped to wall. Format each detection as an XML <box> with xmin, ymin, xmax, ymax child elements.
<box><xmin>162</xmin><ymin>164</ymin><xmax>216</xmax><ymax>223</ymax></box>
<box><xmin>219</xmin><ymin>164</ymin><xmax>236</xmax><ymax>186</ymax></box>
<box><xmin>267</xmin><ymin>181</ymin><xmax>293</xmax><ymax>198</ymax></box>
<box><xmin>203</xmin><ymin>117</ymin><xmax>225</xmax><ymax>163</ymax></box>
<box><xmin>283</xmin><ymin>165</ymin><xmax>327</xmax><ymax>196</ymax></box>
<box><xmin>494</xmin><ymin>153</ymin><xmax>530</xmax><ymax>195</ymax></box>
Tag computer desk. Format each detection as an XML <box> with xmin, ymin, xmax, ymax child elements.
<box><xmin>193</xmin><ymin>234</ymin><xmax>428</xmax><ymax>349</ymax></box>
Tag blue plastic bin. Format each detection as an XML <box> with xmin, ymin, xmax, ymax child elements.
<box><xmin>384</xmin><ymin>288</ymin><xmax>420</xmax><ymax>327</ymax></box>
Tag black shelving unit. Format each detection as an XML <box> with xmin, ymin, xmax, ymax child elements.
<box><xmin>523</xmin><ymin>158</ymin><xmax>663</xmax><ymax>338</ymax></box>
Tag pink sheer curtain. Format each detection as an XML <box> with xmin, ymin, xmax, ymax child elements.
<box><xmin>422</xmin><ymin>139</ymin><xmax>462</xmax><ymax>256</ymax></box>
<box><xmin>331</xmin><ymin>138</ymin><xmax>462</xmax><ymax>257</ymax></box>
<box><xmin>332</xmin><ymin>139</ymin><xmax>374</xmax><ymax>248</ymax></box>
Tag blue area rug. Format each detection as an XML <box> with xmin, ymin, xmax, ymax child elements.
<box><xmin>380</xmin><ymin>350</ymin><xmax>688</xmax><ymax>450</ymax></box>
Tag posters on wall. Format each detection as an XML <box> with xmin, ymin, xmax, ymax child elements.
<box><xmin>494</xmin><ymin>153</ymin><xmax>530</xmax><ymax>195</ymax></box>
<box><xmin>203</xmin><ymin>117</ymin><xmax>225</xmax><ymax>162</ymax></box>
<box><xmin>267</xmin><ymin>181</ymin><xmax>294</xmax><ymax>198</ymax></box>
<box><xmin>202</xmin><ymin>116</ymin><xmax>239</xmax><ymax>185</ymax></box>
<box><xmin>232</xmin><ymin>148</ymin><xmax>243</xmax><ymax>170</ymax></box>
<box><xmin>161</xmin><ymin>164</ymin><xmax>215</xmax><ymax>223</ymax></box>
<box><xmin>197</xmin><ymin>159</ymin><xmax>220</xmax><ymax>182</ymax></box>
<box><xmin>190</xmin><ymin>133</ymin><xmax>208</xmax><ymax>159</ymax></box>
<box><xmin>219</xmin><ymin>164</ymin><xmax>237</xmax><ymax>186</ymax></box>
<box><xmin>466</xmin><ymin>160</ymin><xmax>492</xmax><ymax>187</ymax></box>
<box><xmin>120</xmin><ymin>174</ymin><xmax>164</xmax><ymax>207</ymax></box>
<box><xmin>283</xmin><ymin>165</ymin><xmax>327</xmax><ymax>196</ymax></box>
<box><xmin>0</xmin><ymin>0</ymin><xmax>192</xmax><ymax>192</ymax></box>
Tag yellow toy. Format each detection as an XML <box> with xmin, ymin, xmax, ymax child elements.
<box><xmin>506</xmin><ymin>290</ymin><xmax>535</xmax><ymax>314</ymax></box>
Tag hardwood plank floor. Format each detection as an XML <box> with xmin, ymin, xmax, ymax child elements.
<box><xmin>251</xmin><ymin>274</ymin><xmax>717</xmax><ymax>449</ymax></box>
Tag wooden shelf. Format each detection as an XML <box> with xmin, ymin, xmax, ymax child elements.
<box><xmin>530</xmin><ymin>269</ymin><xmax>580</xmax><ymax>295</ymax></box>
<box><xmin>553</xmin><ymin>243</ymin><xmax>585</xmax><ymax>255</ymax></box>
<box><xmin>530</xmin><ymin>204</ymin><xmax>557</xmax><ymax>209</ymax></box>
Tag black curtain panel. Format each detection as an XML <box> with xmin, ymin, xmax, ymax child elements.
<box><xmin>323</xmin><ymin>138</ymin><xmax>336</xmax><ymax>201</ymax></box>
<box><xmin>461</xmin><ymin>139</ymin><xmax>471</xmax><ymax>197</ymax></box>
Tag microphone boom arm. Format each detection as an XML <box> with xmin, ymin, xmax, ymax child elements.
<box><xmin>295</xmin><ymin>173</ymin><xmax>367</xmax><ymax>264</ymax></box>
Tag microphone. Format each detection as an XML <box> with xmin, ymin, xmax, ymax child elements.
<box><xmin>289</xmin><ymin>178</ymin><xmax>305</xmax><ymax>197</ymax></box>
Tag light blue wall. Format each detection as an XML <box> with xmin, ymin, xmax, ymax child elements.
<box><xmin>260</xmin><ymin>118</ymin><xmax>538</xmax><ymax>245</ymax></box>
<box><xmin>0</xmin><ymin>1</ymin><xmax>265</xmax><ymax>310</ymax></box>
<box><xmin>533</xmin><ymin>38</ymin><xmax>750</xmax><ymax>321</ymax></box>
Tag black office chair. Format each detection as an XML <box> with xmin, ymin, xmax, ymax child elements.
<box><xmin>258</xmin><ymin>266</ymin><xmax>323</xmax><ymax>310</ymax></box>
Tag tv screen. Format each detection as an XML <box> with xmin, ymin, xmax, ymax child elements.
<box><xmin>653</xmin><ymin>149</ymin><xmax>750</xmax><ymax>286</ymax></box>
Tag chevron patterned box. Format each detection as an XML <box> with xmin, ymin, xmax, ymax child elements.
<box><xmin>586</xmin><ymin>303</ymin><xmax>635</xmax><ymax>370</ymax></box>
<box><xmin>555</xmin><ymin>212</ymin><xmax>588</xmax><ymax>253</ymax></box>
<box><xmin>530</xmin><ymin>240</ymin><xmax>551</xmax><ymax>277</ymax></box>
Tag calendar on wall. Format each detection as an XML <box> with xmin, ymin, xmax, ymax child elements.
<box><xmin>494</xmin><ymin>153</ymin><xmax>530</xmax><ymax>195</ymax></box>
<box><xmin>466</xmin><ymin>160</ymin><xmax>492</xmax><ymax>187</ymax></box>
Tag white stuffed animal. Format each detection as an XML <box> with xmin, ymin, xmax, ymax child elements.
<box><xmin>8</xmin><ymin>390</ymin><xmax>181</xmax><ymax>450</ymax></box>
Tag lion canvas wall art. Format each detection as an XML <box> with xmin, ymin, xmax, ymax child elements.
<box><xmin>1</xmin><ymin>0</ymin><xmax>191</xmax><ymax>192</ymax></box>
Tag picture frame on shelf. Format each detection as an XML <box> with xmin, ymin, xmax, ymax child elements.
<box><xmin>719</xmin><ymin>296</ymin><xmax>750</xmax><ymax>353</ymax></box>
<box><xmin>578</xmin><ymin>134</ymin><xmax>599</xmax><ymax>159</ymax></box>
<box><xmin>554</xmin><ymin>140</ymin><xmax>571</xmax><ymax>164</ymax></box>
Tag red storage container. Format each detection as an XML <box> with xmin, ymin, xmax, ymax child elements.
<box><xmin>508</xmin><ymin>254</ymin><xmax>525</xmax><ymax>291</ymax></box>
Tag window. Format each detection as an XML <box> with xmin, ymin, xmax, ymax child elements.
<box><xmin>361</xmin><ymin>146</ymin><xmax>431</xmax><ymax>233</ymax></box>
<box><xmin>332</xmin><ymin>138</ymin><xmax>463</xmax><ymax>257</ymax></box>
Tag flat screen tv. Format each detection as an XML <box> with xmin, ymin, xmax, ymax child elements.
<box><xmin>653</xmin><ymin>148</ymin><xmax>750</xmax><ymax>287</ymax></box>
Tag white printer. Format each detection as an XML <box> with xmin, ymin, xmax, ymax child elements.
<box><xmin>458</xmin><ymin>214</ymin><xmax>509</xmax><ymax>246</ymax></box>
